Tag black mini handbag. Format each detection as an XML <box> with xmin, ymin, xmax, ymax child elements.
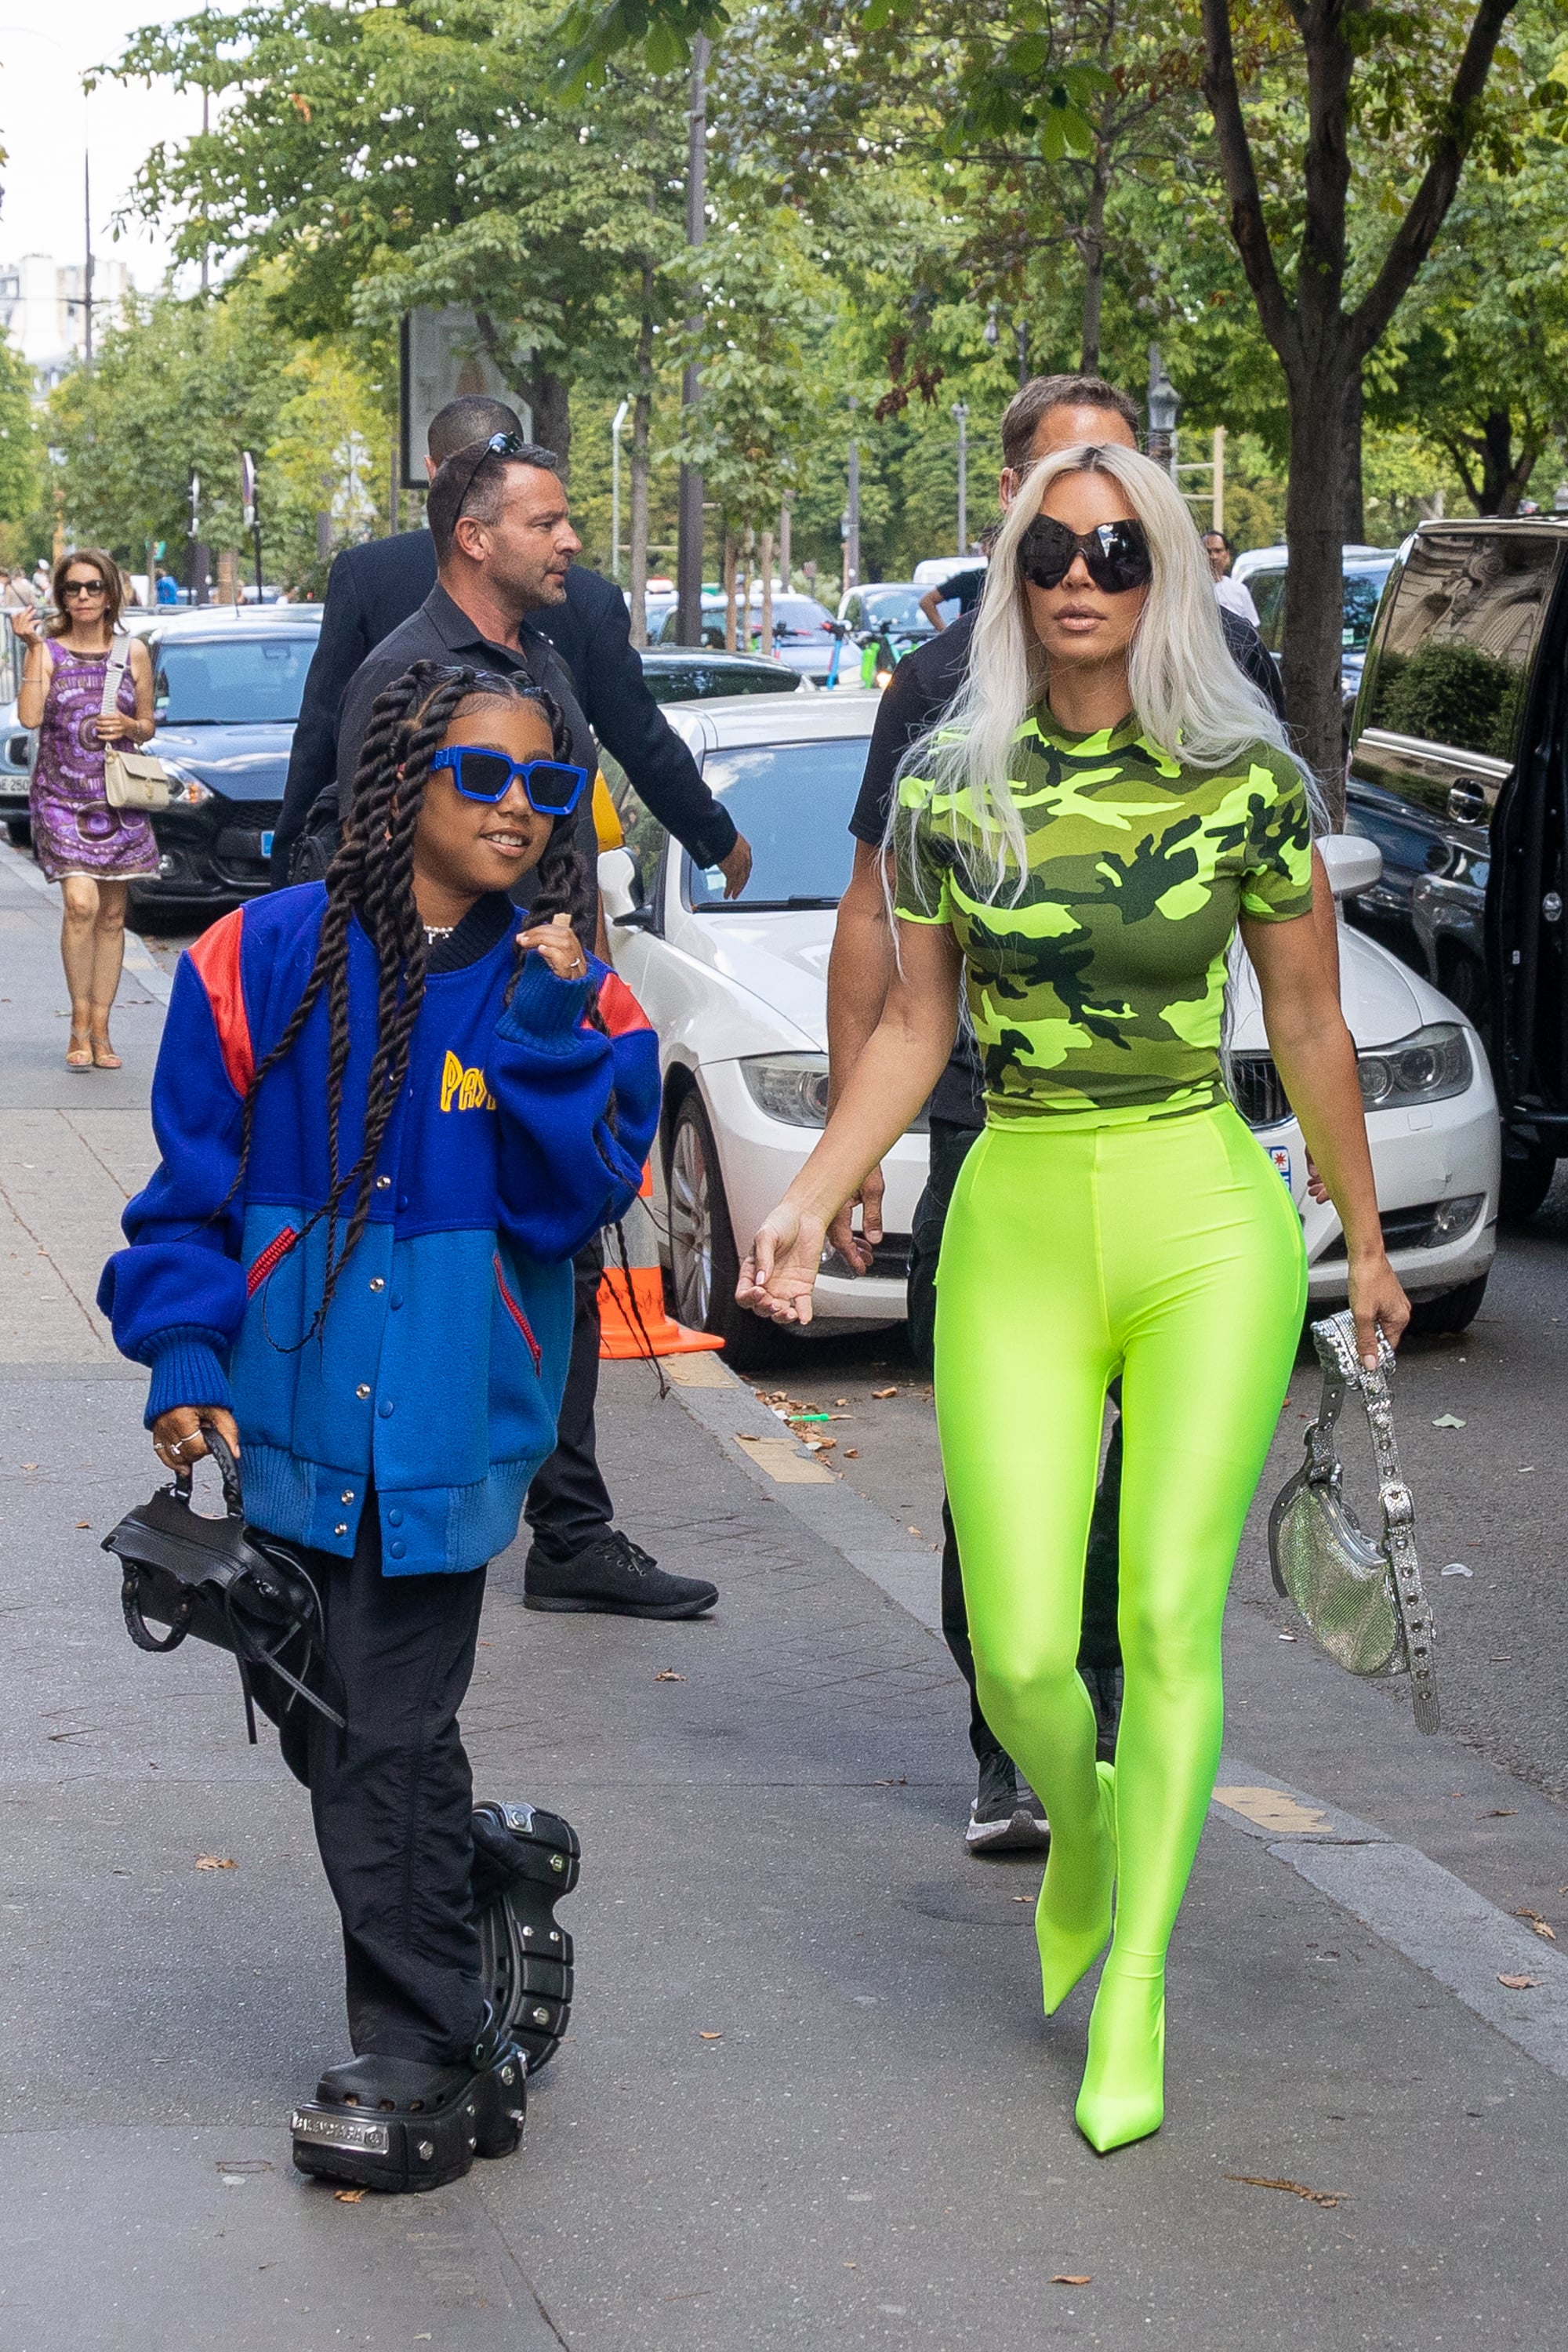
<box><xmin>101</xmin><ymin>1429</ymin><xmax>345</xmax><ymax>1741</ymax></box>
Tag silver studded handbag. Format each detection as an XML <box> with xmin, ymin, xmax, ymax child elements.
<box><xmin>1267</xmin><ymin>1309</ymin><xmax>1438</xmax><ymax>1733</ymax></box>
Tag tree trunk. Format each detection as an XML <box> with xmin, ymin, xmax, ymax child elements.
<box><xmin>528</xmin><ymin>368</ymin><xmax>572</xmax><ymax>476</ymax></box>
<box><xmin>759</xmin><ymin>526</ymin><xmax>775</xmax><ymax>657</ymax></box>
<box><xmin>1341</xmin><ymin>368</ymin><xmax>1365</xmax><ymax>542</ymax></box>
<box><xmin>1079</xmin><ymin>143</ymin><xmax>1111</xmax><ymax>376</ymax></box>
<box><xmin>628</xmin><ymin>269</ymin><xmax>655</xmax><ymax>649</ymax></box>
<box><xmin>723</xmin><ymin>528</ymin><xmax>738</xmax><ymax>652</ymax></box>
<box><xmin>1468</xmin><ymin>411</ymin><xmax>1541</xmax><ymax>515</ymax></box>
<box><xmin>1283</xmin><ymin>357</ymin><xmax>1353</xmax><ymax>817</ymax></box>
<box><xmin>740</xmin><ymin>528</ymin><xmax>753</xmax><ymax>651</ymax></box>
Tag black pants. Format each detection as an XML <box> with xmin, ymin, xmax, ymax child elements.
<box><xmin>524</xmin><ymin>1237</ymin><xmax>615</xmax><ymax>1570</ymax></box>
<box><xmin>252</xmin><ymin>1505</ymin><xmax>489</xmax><ymax>2066</ymax></box>
<box><xmin>909</xmin><ymin>1117</ymin><xmax>1124</xmax><ymax>1773</ymax></box>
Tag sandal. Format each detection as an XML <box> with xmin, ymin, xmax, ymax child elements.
<box><xmin>89</xmin><ymin>1033</ymin><xmax>121</xmax><ymax>1070</ymax></box>
<box><xmin>66</xmin><ymin>1029</ymin><xmax>93</xmax><ymax>1071</ymax></box>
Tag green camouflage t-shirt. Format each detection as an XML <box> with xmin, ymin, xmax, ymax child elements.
<box><xmin>892</xmin><ymin>706</ymin><xmax>1313</xmax><ymax>1123</ymax></box>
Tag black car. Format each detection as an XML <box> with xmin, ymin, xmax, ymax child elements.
<box><xmin>131</xmin><ymin>619</ymin><xmax>321</xmax><ymax>915</ymax></box>
<box><xmin>1345</xmin><ymin>517</ymin><xmax>1568</xmax><ymax>1216</ymax></box>
<box><xmin>637</xmin><ymin>648</ymin><xmax>804</xmax><ymax>703</ymax></box>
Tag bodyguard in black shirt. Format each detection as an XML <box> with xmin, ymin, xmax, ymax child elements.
<box><xmin>830</xmin><ymin>374</ymin><xmax>1290</xmax><ymax>1853</ymax></box>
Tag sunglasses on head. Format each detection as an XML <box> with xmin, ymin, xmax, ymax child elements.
<box><xmin>443</xmin><ymin>429</ymin><xmax>531</xmax><ymax>515</ymax></box>
<box><xmin>430</xmin><ymin>743</ymin><xmax>588</xmax><ymax>816</ymax></box>
<box><xmin>1016</xmin><ymin>514</ymin><xmax>1152</xmax><ymax>595</ymax></box>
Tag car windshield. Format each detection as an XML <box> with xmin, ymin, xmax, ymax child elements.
<box><xmin>154</xmin><ymin>634</ymin><xmax>318</xmax><ymax>724</ymax></box>
<box><xmin>685</xmin><ymin>738</ymin><xmax>870</xmax><ymax>909</ymax></box>
<box><xmin>860</xmin><ymin>587</ymin><xmax>926</xmax><ymax>630</ymax></box>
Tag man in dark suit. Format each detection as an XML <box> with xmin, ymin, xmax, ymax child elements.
<box><xmin>292</xmin><ymin>399</ymin><xmax>731</xmax><ymax>1622</ymax></box>
<box><xmin>271</xmin><ymin>394</ymin><xmax>750</xmax><ymax>896</ymax></box>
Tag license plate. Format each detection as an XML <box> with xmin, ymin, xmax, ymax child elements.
<box><xmin>291</xmin><ymin>2110</ymin><xmax>390</xmax><ymax>2154</ymax></box>
<box><xmin>1269</xmin><ymin>1147</ymin><xmax>1293</xmax><ymax>1189</ymax></box>
<box><xmin>260</xmin><ymin>829</ymin><xmax>274</xmax><ymax>858</ymax></box>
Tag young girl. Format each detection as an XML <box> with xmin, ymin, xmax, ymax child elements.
<box><xmin>100</xmin><ymin>660</ymin><xmax>659</xmax><ymax>2192</ymax></box>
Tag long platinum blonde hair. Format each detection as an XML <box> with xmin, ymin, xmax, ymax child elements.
<box><xmin>893</xmin><ymin>441</ymin><xmax>1323</xmax><ymax>903</ymax></box>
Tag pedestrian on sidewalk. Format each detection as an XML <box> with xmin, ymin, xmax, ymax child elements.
<box><xmin>100</xmin><ymin>659</ymin><xmax>661</xmax><ymax>2190</ymax></box>
<box><xmin>11</xmin><ymin>549</ymin><xmax>157</xmax><ymax>1070</ymax></box>
<box><xmin>1203</xmin><ymin>531</ymin><xmax>1261</xmax><ymax>628</ymax></box>
<box><xmin>828</xmin><ymin>374</ymin><xmax>1334</xmax><ymax>1858</ymax></box>
<box><xmin>742</xmin><ymin>440</ymin><xmax>1407</xmax><ymax>2153</ymax></box>
<box><xmin>322</xmin><ymin>419</ymin><xmax>719</xmax><ymax>1622</ymax></box>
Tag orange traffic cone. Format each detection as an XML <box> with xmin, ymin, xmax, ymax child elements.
<box><xmin>598</xmin><ymin>1164</ymin><xmax>724</xmax><ymax>1359</ymax></box>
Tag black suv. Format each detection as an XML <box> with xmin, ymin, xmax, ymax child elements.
<box><xmin>1345</xmin><ymin>518</ymin><xmax>1567</xmax><ymax>1217</ymax></box>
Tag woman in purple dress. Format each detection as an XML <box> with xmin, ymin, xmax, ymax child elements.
<box><xmin>12</xmin><ymin>550</ymin><xmax>156</xmax><ymax>1069</ymax></box>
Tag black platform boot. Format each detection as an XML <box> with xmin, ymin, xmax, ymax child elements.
<box><xmin>292</xmin><ymin>2021</ymin><xmax>527</xmax><ymax>2194</ymax></box>
<box><xmin>470</xmin><ymin>1799</ymin><xmax>580</xmax><ymax>2074</ymax></box>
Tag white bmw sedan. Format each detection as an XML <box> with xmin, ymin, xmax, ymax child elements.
<box><xmin>600</xmin><ymin>698</ymin><xmax>1499</xmax><ymax>1363</ymax></box>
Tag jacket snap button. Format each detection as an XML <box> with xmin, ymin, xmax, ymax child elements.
<box><xmin>390</xmin><ymin>1294</ymin><xmax>404</xmax><ymax>1312</ymax></box>
<box><xmin>375</xmin><ymin>1174</ymin><xmax>390</xmax><ymax>1190</ymax></box>
<box><xmin>397</xmin><ymin>1194</ymin><xmax>409</xmax><ymax>1212</ymax></box>
<box><xmin>340</xmin><ymin>1490</ymin><xmax>354</xmax><ymax>1504</ymax></box>
<box><xmin>334</xmin><ymin>1522</ymin><xmax>348</xmax><ymax>1537</ymax></box>
<box><xmin>355</xmin><ymin>1383</ymin><xmax>370</xmax><ymax>1399</ymax></box>
<box><xmin>387</xmin><ymin>1507</ymin><xmax>403</xmax><ymax>1527</ymax></box>
<box><xmin>390</xmin><ymin>1541</ymin><xmax>406</xmax><ymax>1559</ymax></box>
<box><xmin>368</xmin><ymin>1276</ymin><xmax>385</xmax><ymax>1293</ymax></box>
<box><xmin>378</xmin><ymin>1399</ymin><xmax>394</xmax><ymax>1417</ymax></box>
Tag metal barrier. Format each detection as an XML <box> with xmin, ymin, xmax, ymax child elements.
<box><xmin>1</xmin><ymin>626</ymin><xmax>24</xmax><ymax>706</ymax></box>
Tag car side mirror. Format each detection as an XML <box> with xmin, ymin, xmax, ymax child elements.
<box><xmin>1316</xmin><ymin>833</ymin><xmax>1383</xmax><ymax>899</ymax></box>
<box><xmin>613</xmin><ymin>904</ymin><xmax>656</xmax><ymax>933</ymax></box>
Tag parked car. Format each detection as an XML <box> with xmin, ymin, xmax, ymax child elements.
<box><xmin>0</xmin><ymin>695</ymin><xmax>29</xmax><ymax>844</ymax></box>
<box><xmin>597</xmin><ymin>697</ymin><xmax>1501</xmax><ymax>1366</ymax></box>
<box><xmin>655</xmin><ymin>593</ymin><xmax>840</xmax><ymax>684</ymax></box>
<box><xmin>129</xmin><ymin>615</ymin><xmax>323</xmax><ymax>917</ymax></box>
<box><xmin>1232</xmin><ymin>834</ymin><xmax>1497</xmax><ymax>1331</ymax></box>
<box><xmin>1345</xmin><ymin>515</ymin><xmax>1568</xmax><ymax>1219</ymax></box>
<box><xmin>836</xmin><ymin>583</ymin><xmax>935</xmax><ymax>640</ymax></box>
<box><xmin>912</xmin><ymin>555</ymin><xmax>989</xmax><ymax>591</ymax></box>
<box><xmin>1238</xmin><ymin>546</ymin><xmax>1397</xmax><ymax>710</ymax></box>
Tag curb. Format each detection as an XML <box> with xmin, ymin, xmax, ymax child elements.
<box><xmin>660</xmin><ymin>1348</ymin><xmax>1568</xmax><ymax>2083</ymax></box>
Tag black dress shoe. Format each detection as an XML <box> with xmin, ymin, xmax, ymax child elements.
<box><xmin>523</xmin><ymin>1530</ymin><xmax>718</xmax><ymax>1620</ymax></box>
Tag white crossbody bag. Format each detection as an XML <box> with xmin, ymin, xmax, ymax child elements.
<box><xmin>100</xmin><ymin>636</ymin><xmax>171</xmax><ymax>811</ymax></box>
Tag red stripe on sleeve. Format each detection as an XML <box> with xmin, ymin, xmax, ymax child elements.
<box><xmin>185</xmin><ymin>907</ymin><xmax>255</xmax><ymax>1098</ymax></box>
<box><xmin>593</xmin><ymin>968</ymin><xmax>652</xmax><ymax>1039</ymax></box>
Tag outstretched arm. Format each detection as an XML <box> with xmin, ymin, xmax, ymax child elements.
<box><xmin>739</xmin><ymin>917</ymin><xmax>962</xmax><ymax>1325</ymax></box>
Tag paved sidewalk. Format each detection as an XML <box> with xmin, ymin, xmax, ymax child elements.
<box><xmin>1</xmin><ymin>850</ymin><xmax>1564</xmax><ymax>2350</ymax></box>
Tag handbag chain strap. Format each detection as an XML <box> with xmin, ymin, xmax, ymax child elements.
<box><xmin>1314</xmin><ymin>1311</ymin><xmax>1439</xmax><ymax>1733</ymax></box>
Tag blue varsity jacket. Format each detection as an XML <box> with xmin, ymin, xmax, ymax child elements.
<box><xmin>98</xmin><ymin>884</ymin><xmax>659</xmax><ymax>1576</ymax></box>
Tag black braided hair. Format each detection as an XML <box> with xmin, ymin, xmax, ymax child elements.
<box><xmin>230</xmin><ymin>659</ymin><xmax>591</xmax><ymax>1336</ymax></box>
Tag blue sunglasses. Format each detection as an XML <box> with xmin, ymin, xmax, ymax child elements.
<box><xmin>430</xmin><ymin>744</ymin><xmax>589</xmax><ymax>816</ymax></box>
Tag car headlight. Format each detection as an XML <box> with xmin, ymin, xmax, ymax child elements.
<box><xmin>741</xmin><ymin>1054</ymin><xmax>831</xmax><ymax>1127</ymax></box>
<box><xmin>162</xmin><ymin>768</ymin><xmax>214</xmax><ymax>806</ymax></box>
<box><xmin>1357</xmin><ymin>1022</ymin><xmax>1472</xmax><ymax>1110</ymax></box>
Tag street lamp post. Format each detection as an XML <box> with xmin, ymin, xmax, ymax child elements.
<box><xmin>844</xmin><ymin>399</ymin><xmax>861</xmax><ymax>593</ymax></box>
<box><xmin>1146</xmin><ymin>345</ymin><xmax>1180</xmax><ymax>477</ymax></box>
<box><xmin>952</xmin><ymin>402</ymin><xmax>969</xmax><ymax>554</ymax></box>
<box><xmin>611</xmin><ymin>398</ymin><xmax>630</xmax><ymax>584</ymax></box>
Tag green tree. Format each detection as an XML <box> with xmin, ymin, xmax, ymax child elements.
<box><xmin>0</xmin><ymin>334</ymin><xmax>40</xmax><ymax>557</ymax></box>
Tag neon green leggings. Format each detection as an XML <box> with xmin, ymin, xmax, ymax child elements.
<box><xmin>935</xmin><ymin>1104</ymin><xmax>1305</xmax><ymax>2079</ymax></box>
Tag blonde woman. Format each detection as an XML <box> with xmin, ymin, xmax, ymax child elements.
<box><xmin>739</xmin><ymin>444</ymin><xmax>1407</xmax><ymax>2151</ymax></box>
<box><xmin>11</xmin><ymin>549</ymin><xmax>156</xmax><ymax>1069</ymax></box>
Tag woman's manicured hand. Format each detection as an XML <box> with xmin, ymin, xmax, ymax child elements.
<box><xmin>738</xmin><ymin>1203</ymin><xmax>827</xmax><ymax>1325</ymax></box>
<box><xmin>96</xmin><ymin>710</ymin><xmax>140</xmax><ymax>742</ymax></box>
<box><xmin>9</xmin><ymin>604</ymin><xmax>42</xmax><ymax>647</ymax></box>
<box><xmin>825</xmin><ymin>1164</ymin><xmax>884</xmax><ymax>1274</ymax></box>
<box><xmin>151</xmin><ymin>1406</ymin><xmax>241</xmax><ymax>1473</ymax></box>
<box><xmin>1347</xmin><ymin>1250</ymin><xmax>1410</xmax><ymax>1369</ymax></box>
<box><xmin>517</xmin><ymin>910</ymin><xmax>589</xmax><ymax>980</ymax></box>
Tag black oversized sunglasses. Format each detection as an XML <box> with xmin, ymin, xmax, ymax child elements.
<box><xmin>1017</xmin><ymin>514</ymin><xmax>1152</xmax><ymax>595</ymax></box>
<box><xmin>430</xmin><ymin>744</ymin><xmax>588</xmax><ymax>815</ymax></box>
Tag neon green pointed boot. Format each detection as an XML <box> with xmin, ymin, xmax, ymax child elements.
<box><xmin>1036</xmin><ymin>1761</ymin><xmax>1116</xmax><ymax>2015</ymax></box>
<box><xmin>1075</xmin><ymin>1949</ymin><xmax>1166</xmax><ymax>2153</ymax></box>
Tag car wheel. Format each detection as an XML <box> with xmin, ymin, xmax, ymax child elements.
<box><xmin>1499</xmin><ymin>1142</ymin><xmax>1556</xmax><ymax>1225</ymax></box>
<box><xmin>667</xmin><ymin>1094</ymin><xmax>787</xmax><ymax>1372</ymax></box>
<box><xmin>1408</xmin><ymin>1273</ymin><xmax>1490</xmax><ymax>1337</ymax></box>
<box><xmin>4</xmin><ymin>817</ymin><xmax>31</xmax><ymax>848</ymax></box>
<box><xmin>1440</xmin><ymin>950</ymin><xmax>1490</xmax><ymax>1029</ymax></box>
